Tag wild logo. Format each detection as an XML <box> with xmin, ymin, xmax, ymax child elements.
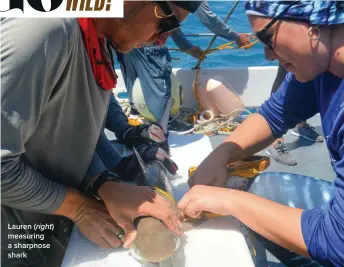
<box><xmin>0</xmin><ymin>0</ymin><xmax>122</xmax><ymax>17</ymax></box>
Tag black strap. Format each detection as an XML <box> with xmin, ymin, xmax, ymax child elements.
<box><xmin>92</xmin><ymin>171</ymin><xmax>121</xmax><ymax>199</ymax></box>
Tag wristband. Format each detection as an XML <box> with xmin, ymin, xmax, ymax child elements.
<box><xmin>91</xmin><ymin>171</ymin><xmax>121</xmax><ymax>200</ymax></box>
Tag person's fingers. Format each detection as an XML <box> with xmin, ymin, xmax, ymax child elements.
<box><xmin>148</xmin><ymin>124</ymin><xmax>166</xmax><ymax>142</ymax></box>
<box><xmin>163</xmin><ymin>158</ymin><xmax>178</xmax><ymax>175</ymax></box>
<box><xmin>178</xmin><ymin>191</ymin><xmax>191</xmax><ymax>211</ymax></box>
<box><xmin>147</xmin><ymin>193</ymin><xmax>182</xmax><ymax>236</ymax></box>
<box><xmin>184</xmin><ymin>199</ymin><xmax>202</xmax><ymax>219</ymax></box>
<box><xmin>170</xmin><ymin>159</ymin><xmax>178</xmax><ymax>172</ymax></box>
<box><xmin>167</xmin><ymin>206</ymin><xmax>183</xmax><ymax>235</ymax></box>
<box><xmin>187</xmin><ymin>210</ymin><xmax>202</xmax><ymax>219</ymax></box>
<box><xmin>155</xmin><ymin>207</ymin><xmax>182</xmax><ymax>236</ymax></box>
<box><xmin>102</xmin><ymin>221</ymin><xmax>124</xmax><ymax>248</ymax></box>
<box><xmin>153</xmin><ymin>148</ymin><xmax>178</xmax><ymax>174</ymax></box>
<box><xmin>119</xmin><ymin>221</ymin><xmax>137</xmax><ymax>249</ymax></box>
<box><xmin>93</xmin><ymin>235</ymin><xmax>111</xmax><ymax>249</ymax></box>
<box><xmin>107</xmin><ymin>233</ymin><xmax>123</xmax><ymax>248</ymax></box>
<box><xmin>170</xmin><ymin>210</ymin><xmax>183</xmax><ymax>235</ymax></box>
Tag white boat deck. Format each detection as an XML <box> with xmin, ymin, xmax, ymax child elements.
<box><xmin>62</xmin><ymin>134</ymin><xmax>256</xmax><ymax>267</ymax></box>
<box><xmin>62</xmin><ymin>115</ymin><xmax>333</xmax><ymax>267</ymax></box>
<box><xmin>62</xmin><ymin>66</ymin><xmax>335</xmax><ymax>267</ymax></box>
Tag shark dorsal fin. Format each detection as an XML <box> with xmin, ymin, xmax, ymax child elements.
<box><xmin>132</xmin><ymin>147</ymin><xmax>148</xmax><ymax>179</ymax></box>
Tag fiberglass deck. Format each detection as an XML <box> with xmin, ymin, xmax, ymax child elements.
<box><xmin>62</xmin><ymin>114</ymin><xmax>333</xmax><ymax>267</ymax></box>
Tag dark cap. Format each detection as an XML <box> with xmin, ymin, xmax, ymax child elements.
<box><xmin>173</xmin><ymin>1</ymin><xmax>203</xmax><ymax>13</ymax></box>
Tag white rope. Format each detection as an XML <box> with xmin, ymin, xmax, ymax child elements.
<box><xmin>193</xmin><ymin>108</ymin><xmax>253</xmax><ymax>135</ymax></box>
<box><xmin>121</xmin><ymin>102</ymin><xmax>132</xmax><ymax>117</ymax></box>
<box><xmin>198</xmin><ymin>109</ymin><xmax>215</xmax><ymax>123</ymax></box>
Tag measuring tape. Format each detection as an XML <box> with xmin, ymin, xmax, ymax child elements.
<box><xmin>188</xmin><ymin>156</ymin><xmax>270</xmax><ymax>179</ymax></box>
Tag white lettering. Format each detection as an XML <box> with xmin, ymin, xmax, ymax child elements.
<box><xmin>0</xmin><ymin>0</ymin><xmax>123</xmax><ymax>18</ymax></box>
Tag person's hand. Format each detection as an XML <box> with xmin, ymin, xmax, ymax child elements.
<box><xmin>54</xmin><ymin>188</ymin><xmax>123</xmax><ymax>248</ymax></box>
<box><xmin>188</xmin><ymin>46</ymin><xmax>203</xmax><ymax>59</ymax></box>
<box><xmin>188</xmin><ymin>151</ymin><xmax>228</xmax><ymax>188</ymax></box>
<box><xmin>136</xmin><ymin>143</ymin><xmax>178</xmax><ymax>174</ymax></box>
<box><xmin>115</xmin><ymin>143</ymin><xmax>178</xmax><ymax>181</ymax></box>
<box><xmin>72</xmin><ymin>195</ymin><xmax>124</xmax><ymax>248</ymax></box>
<box><xmin>235</xmin><ymin>33</ymin><xmax>251</xmax><ymax>49</ymax></box>
<box><xmin>119</xmin><ymin>123</ymin><xmax>169</xmax><ymax>154</ymax></box>
<box><xmin>98</xmin><ymin>182</ymin><xmax>182</xmax><ymax>249</ymax></box>
<box><xmin>178</xmin><ymin>185</ymin><xmax>231</xmax><ymax>219</ymax></box>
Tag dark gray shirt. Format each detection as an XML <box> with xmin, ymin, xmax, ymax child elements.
<box><xmin>1</xmin><ymin>18</ymin><xmax>111</xmax><ymax>213</ymax></box>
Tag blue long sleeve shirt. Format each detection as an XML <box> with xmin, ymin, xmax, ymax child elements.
<box><xmin>171</xmin><ymin>0</ymin><xmax>239</xmax><ymax>51</ymax></box>
<box><xmin>88</xmin><ymin>93</ymin><xmax>131</xmax><ymax>176</ymax></box>
<box><xmin>259</xmin><ymin>72</ymin><xmax>344</xmax><ymax>266</ymax></box>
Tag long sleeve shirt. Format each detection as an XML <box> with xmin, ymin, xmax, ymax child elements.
<box><xmin>259</xmin><ymin>72</ymin><xmax>344</xmax><ymax>266</ymax></box>
<box><xmin>1</xmin><ymin>18</ymin><xmax>111</xmax><ymax>213</ymax></box>
<box><xmin>171</xmin><ymin>1</ymin><xmax>239</xmax><ymax>51</ymax></box>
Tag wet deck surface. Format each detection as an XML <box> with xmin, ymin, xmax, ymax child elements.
<box><xmin>208</xmin><ymin>114</ymin><xmax>334</xmax><ymax>266</ymax></box>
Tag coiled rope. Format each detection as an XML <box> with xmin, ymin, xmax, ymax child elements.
<box><xmin>168</xmin><ymin>1</ymin><xmax>258</xmax><ymax>135</ymax></box>
<box><xmin>118</xmin><ymin>2</ymin><xmax>259</xmax><ymax>134</ymax></box>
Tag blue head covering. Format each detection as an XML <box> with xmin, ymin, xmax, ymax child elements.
<box><xmin>245</xmin><ymin>1</ymin><xmax>344</xmax><ymax>25</ymax></box>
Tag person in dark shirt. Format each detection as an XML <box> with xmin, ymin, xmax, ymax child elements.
<box><xmin>1</xmin><ymin>2</ymin><xmax>202</xmax><ymax>266</ymax></box>
<box><xmin>178</xmin><ymin>1</ymin><xmax>344</xmax><ymax>266</ymax></box>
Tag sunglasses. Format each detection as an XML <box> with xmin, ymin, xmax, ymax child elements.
<box><xmin>155</xmin><ymin>1</ymin><xmax>181</xmax><ymax>35</ymax></box>
<box><xmin>255</xmin><ymin>1</ymin><xmax>299</xmax><ymax>50</ymax></box>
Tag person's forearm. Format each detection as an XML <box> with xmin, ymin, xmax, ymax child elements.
<box><xmin>171</xmin><ymin>28</ymin><xmax>194</xmax><ymax>52</ymax></box>
<box><xmin>195</xmin><ymin>1</ymin><xmax>239</xmax><ymax>42</ymax></box>
<box><xmin>106</xmin><ymin>93</ymin><xmax>130</xmax><ymax>137</ymax></box>
<box><xmin>1</xmin><ymin>153</ymin><xmax>97</xmax><ymax>221</ymax></box>
<box><xmin>53</xmin><ymin>187</ymin><xmax>91</xmax><ymax>221</ymax></box>
<box><xmin>214</xmin><ymin>113</ymin><xmax>276</xmax><ymax>165</ymax></box>
<box><xmin>224</xmin><ymin>189</ymin><xmax>309</xmax><ymax>257</ymax></box>
<box><xmin>1</xmin><ymin>154</ymin><xmax>67</xmax><ymax>213</ymax></box>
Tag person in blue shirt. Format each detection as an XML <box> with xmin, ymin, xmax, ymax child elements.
<box><xmin>178</xmin><ymin>1</ymin><xmax>344</xmax><ymax>266</ymax></box>
<box><xmin>266</xmin><ymin>63</ymin><xmax>324</xmax><ymax>166</ymax></box>
<box><xmin>116</xmin><ymin>0</ymin><xmax>250</xmax><ymax>133</ymax></box>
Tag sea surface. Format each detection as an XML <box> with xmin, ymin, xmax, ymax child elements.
<box><xmin>166</xmin><ymin>1</ymin><xmax>278</xmax><ymax>69</ymax></box>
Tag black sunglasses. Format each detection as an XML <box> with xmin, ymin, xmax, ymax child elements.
<box><xmin>255</xmin><ymin>1</ymin><xmax>299</xmax><ymax>50</ymax></box>
<box><xmin>155</xmin><ymin>1</ymin><xmax>181</xmax><ymax>35</ymax></box>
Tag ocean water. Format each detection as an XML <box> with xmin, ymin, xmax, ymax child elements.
<box><xmin>166</xmin><ymin>1</ymin><xmax>278</xmax><ymax>69</ymax></box>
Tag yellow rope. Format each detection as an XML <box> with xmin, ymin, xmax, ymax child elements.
<box><xmin>128</xmin><ymin>118</ymin><xmax>143</xmax><ymax>126</ymax></box>
<box><xmin>151</xmin><ymin>186</ymin><xmax>177</xmax><ymax>206</ymax></box>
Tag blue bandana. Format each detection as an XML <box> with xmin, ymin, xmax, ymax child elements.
<box><xmin>245</xmin><ymin>1</ymin><xmax>344</xmax><ymax>25</ymax></box>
